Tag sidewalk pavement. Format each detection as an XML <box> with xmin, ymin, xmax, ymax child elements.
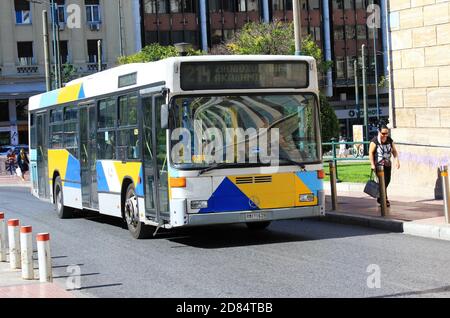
<box><xmin>0</xmin><ymin>174</ymin><xmax>31</xmax><ymax>188</ymax></box>
<box><xmin>323</xmin><ymin>183</ymin><xmax>450</xmax><ymax>242</ymax></box>
<box><xmin>0</xmin><ymin>262</ymin><xmax>77</xmax><ymax>298</ymax></box>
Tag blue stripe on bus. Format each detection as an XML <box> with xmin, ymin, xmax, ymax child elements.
<box><xmin>295</xmin><ymin>171</ymin><xmax>323</xmax><ymax>191</ymax></box>
<box><xmin>78</xmin><ymin>84</ymin><xmax>85</xmax><ymax>99</ymax></box>
<box><xmin>65</xmin><ymin>154</ymin><xmax>81</xmax><ymax>183</ymax></box>
<box><xmin>64</xmin><ymin>182</ymin><xmax>81</xmax><ymax>189</ymax></box>
<box><xmin>200</xmin><ymin>177</ymin><xmax>259</xmax><ymax>213</ymax></box>
<box><xmin>96</xmin><ymin>161</ymin><xmax>109</xmax><ymax>192</ymax></box>
<box><xmin>40</xmin><ymin>90</ymin><xmax>59</xmax><ymax>108</ymax></box>
<box><xmin>135</xmin><ymin>165</ymin><xmax>144</xmax><ymax>196</ymax></box>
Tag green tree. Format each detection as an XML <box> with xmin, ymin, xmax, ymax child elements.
<box><xmin>220</xmin><ymin>21</ymin><xmax>339</xmax><ymax>144</ymax></box>
<box><xmin>118</xmin><ymin>43</ymin><xmax>202</xmax><ymax>64</ymax></box>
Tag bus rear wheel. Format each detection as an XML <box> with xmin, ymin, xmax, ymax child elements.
<box><xmin>54</xmin><ymin>176</ymin><xmax>73</xmax><ymax>219</ymax></box>
<box><xmin>124</xmin><ymin>183</ymin><xmax>152</xmax><ymax>239</ymax></box>
<box><xmin>246</xmin><ymin>221</ymin><xmax>271</xmax><ymax>230</ymax></box>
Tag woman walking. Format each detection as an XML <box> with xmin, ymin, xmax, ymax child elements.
<box><xmin>17</xmin><ymin>148</ymin><xmax>29</xmax><ymax>181</ymax></box>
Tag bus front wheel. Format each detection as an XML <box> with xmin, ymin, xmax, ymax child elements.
<box><xmin>124</xmin><ymin>183</ymin><xmax>152</xmax><ymax>239</ymax></box>
<box><xmin>54</xmin><ymin>176</ymin><xmax>73</xmax><ymax>219</ymax></box>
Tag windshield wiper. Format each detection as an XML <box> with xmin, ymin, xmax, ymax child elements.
<box><xmin>198</xmin><ymin>162</ymin><xmax>273</xmax><ymax>175</ymax></box>
<box><xmin>278</xmin><ymin>157</ymin><xmax>306</xmax><ymax>169</ymax></box>
<box><xmin>198</xmin><ymin>163</ymin><xmax>235</xmax><ymax>175</ymax></box>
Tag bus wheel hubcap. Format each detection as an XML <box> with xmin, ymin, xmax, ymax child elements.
<box><xmin>125</xmin><ymin>194</ymin><xmax>139</xmax><ymax>228</ymax></box>
<box><xmin>57</xmin><ymin>189</ymin><xmax>62</xmax><ymax>211</ymax></box>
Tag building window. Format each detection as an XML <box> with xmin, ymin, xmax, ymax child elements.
<box><xmin>273</xmin><ymin>0</ymin><xmax>285</xmax><ymax>11</ymax></box>
<box><xmin>345</xmin><ymin>25</ymin><xmax>355</xmax><ymax>40</ymax></box>
<box><xmin>0</xmin><ymin>100</ymin><xmax>9</xmax><ymax>122</ymax></box>
<box><xmin>333</xmin><ymin>0</ymin><xmax>344</xmax><ymax>9</ymax></box>
<box><xmin>52</xmin><ymin>41</ymin><xmax>69</xmax><ymax>64</ymax></box>
<box><xmin>346</xmin><ymin>56</ymin><xmax>356</xmax><ymax>79</ymax></box>
<box><xmin>0</xmin><ymin>133</ymin><xmax>10</xmax><ymax>146</ymax></box>
<box><xmin>87</xmin><ymin>40</ymin><xmax>100</xmax><ymax>63</ymax></box>
<box><xmin>309</xmin><ymin>0</ymin><xmax>320</xmax><ymax>9</ymax></box>
<box><xmin>15</xmin><ymin>0</ymin><xmax>31</xmax><ymax>24</ymax></box>
<box><xmin>145</xmin><ymin>0</ymin><xmax>168</xmax><ymax>13</ymax></box>
<box><xmin>55</xmin><ymin>0</ymin><xmax>66</xmax><ymax>23</ymax></box>
<box><xmin>336</xmin><ymin>56</ymin><xmax>345</xmax><ymax>79</ymax></box>
<box><xmin>17</xmin><ymin>42</ymin><xmax>34</xmax><ymax>66</ymax></box>
<box><xmin>85</xmin><ymin>0</ymin><xmax>101</xmax><ymax>22</ymax></box>
<box><xmin>356</xmin><ymin>24</ymin><xmax>366</xmax><ymax>39</ymax></box>
<box><xmin>344</xmin><ymin>0</ymin><xmax>353</xmax><ymax>9</ymax></box>
<box><xmin>170</xmin><ymin>0</ymin><xmax>195</xmax><ymax>13</ymax></box>
<box><xmin>16</xmin><ymin>100</ymin><xmax>28</xmax><ymax>121</ymax></box>
<box><xmin>309</xmin><ymin>26</ymin><xmax>321</xmax><ymax>41</ymax></box>
<box><xmin>334</xmin><ymin>25</ymin><xmax>344</xmax><ymax>40</ymax></box>
<box><xmin>355</xmin><ymin>0</ymin><xmax>365</xmax><ymax>9</ymax></box>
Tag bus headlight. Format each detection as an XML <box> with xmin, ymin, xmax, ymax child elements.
<box><xmin>299</xmin><ymin>194</ymin><xmax>315</xmax><ymax>202</ymax></box>
<box><xmin>190</xmin><ymin>200</ymin><xmax>208</xmax><ymax>210</ymax></box>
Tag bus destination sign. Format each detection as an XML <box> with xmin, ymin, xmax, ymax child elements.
<box><xmin>180</xmin><ymin>61</ymin><xmax>309</xmax><ymax>91</ymax></box>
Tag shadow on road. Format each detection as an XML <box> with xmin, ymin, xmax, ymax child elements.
<box><xmin>373</xmin><ymin>285</ymin><xmax>450</xmax><ymax>298</ymax></box>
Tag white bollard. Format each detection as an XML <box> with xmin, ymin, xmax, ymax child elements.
<box><xmin>0</xmin><ymin>212</ymin><xmax>6</xmax><ymax>262</ymax></box>
<box><xmin>37</xmin><ymin>233</ymin><xmax>52</xmax><ymax>283</ymax></box>
<box><xmin>20</xmin><ymin>226</ymin><xmax>34</xmax><ymax>280</ymax></box>
<box><xmin>7</xmin><ymin>219</ymin><xmax>20</xmax><ymax>269</ymax></box>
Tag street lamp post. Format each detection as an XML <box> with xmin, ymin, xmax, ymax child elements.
<box><xmin>293</xmin><ymin>0</ymin><xmax>302</xmax><ymax>55</ymax></box>
<box><xmin>362</xmin><ymin>44</ymin><xmax>369</xmax><ymax>145</ymax></box>
<box><xmin>371</xmin><ymin>1</ymin><xmax>380</xmax><ymax>122</ymax></box>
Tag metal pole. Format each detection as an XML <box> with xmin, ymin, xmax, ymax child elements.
<box><xmin>372</xmin><ymin>0</ymin><xmax>380</xmax><ymax>122</ymax></box>
<box><xmin>322</xmin><ymin>0</ymin><xmax>333</xmax><ymax>97</ymax></box>
<box><xmin>362</xmin><ymin>44</ymin><xmax>369</xmax><ymax>145</ymax></box>
<box><xmin>98</xmin><ymin>40</ymin><xmax>102</xmax><ymax>72</ymax></box>
<box><xmin>440</xmin><ymin>166</ymin><xmax>450</xmax><ymax>224</ymax></box>
<box><xmin>331</xmin><ymin>139</ymin><xmax>340</xmax><ymax>182</ymax></box>
<box><xmin>50</xmin><ymin>0</ymin><xmax>58</xmax><ymax>89</ymax></box>
<box><xmin>329</xmin><ymin>161</ymin><xmax>338</xmax><ymax>211</ymax></box>
<box><xmin>354</xmin><ymin>59</ymin><xmax>360</xmax><ymax>119</ymax></box>
<box><xmin>118</xmin><ymin>0</ymin><xmax>124</xmax><ymax>56</ymax></box>
<box><xmin>199</xmin><ymin>0</ymin><xmax>209</xmax><ymax>52</ymax></box>
<box><xmin>293</xmin><ymin>0</ymin><xmax>302</xmax><ymax>55</ymax></box>
<box><xmin>262</xmin><ymin>0</ymin><xmax>270</xmax><ymax>23</ymax></box>
<box><xmin>55</xmin><ymin>7</ymin><xmax>62</xmax><ymax>88</ymax></box>
<box><xmin>377</xmin><ymin>165</ymin><xmax>387</xmax><ymax>216</ymax></box>
<box><xmin>42</xmin><ymin>10</ymin><xmax>51</xmax><ymax>92</ymax></box>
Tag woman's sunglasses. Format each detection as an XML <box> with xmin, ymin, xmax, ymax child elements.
<box><xmin>380</xmin><ymin>132</ymin><xmax>389</xmax><ymax>136</ymax></box>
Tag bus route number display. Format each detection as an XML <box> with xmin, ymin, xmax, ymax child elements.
<box><xmin>180</xmin><ymin>61</ymin><xmax>309</xmax><ymax>90</ymax></box>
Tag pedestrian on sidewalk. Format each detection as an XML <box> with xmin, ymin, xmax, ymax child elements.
<box><xmin>338</xmin><ymin>135</ymin><xmax>347</xmax><ymax>158</ymax></box>
<box><xmin>6</xmin><ymin>149</ymin><xmax>16</xmax><ymax>176</ymax></box>
<box><xmin>17</xmin><ymin>148</ymin><xmax>29</xmax><ymax>181</ymax></box>
<box><xmin>369</xmin><ymin>124</ymin><xmax>400</xmax><ymax>207</ymax></box>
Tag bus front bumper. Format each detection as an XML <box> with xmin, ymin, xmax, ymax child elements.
<box><xmin>186</xmin><ymin>205</ymin><xmax>324</xmax><ymax>227</ymax></box>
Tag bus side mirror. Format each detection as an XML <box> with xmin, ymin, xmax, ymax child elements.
<box><xmin>161</xmin><ymin>104</ymin><xmax>169</xmax><ymax>129</ymax></box>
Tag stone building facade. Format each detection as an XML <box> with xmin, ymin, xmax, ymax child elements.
<box><xmin>388</xmin><ymin>0</ymin><xmax>450</xmax><ymax>198</ymax></box>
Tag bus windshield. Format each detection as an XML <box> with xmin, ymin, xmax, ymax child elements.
<box><xmin>170</xmin><ymin>94</ymin><xmax>320</xmax><ymax>169</ymax></box>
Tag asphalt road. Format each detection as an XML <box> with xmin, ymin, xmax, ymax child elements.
<box><xmin>1</xmin><ymin>186</ymin><xmax>450</xmax><ymax>298</ymax></box>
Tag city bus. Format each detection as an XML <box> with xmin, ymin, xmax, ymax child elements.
<box><xmin>28</xmin><ymin>55</ymin><xmax>325</xmax><ymax>239</ymax></box>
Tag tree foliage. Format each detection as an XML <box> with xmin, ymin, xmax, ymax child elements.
<box><xmin>220</xmin><ymin>21</ymin><xmax>338</xmax><ymax>143</ymax></box>
<box><xmin>118</xmin><ymin>43</ymin><xmax>203</xmax><ymax>64</ymax></box>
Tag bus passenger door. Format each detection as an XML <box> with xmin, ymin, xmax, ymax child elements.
<box><xmin>80</xmin><ymin>105</ymin><xmax>98</xmax><ymax>209</ymax></box>
<box><xmin>142</xmin><ymin>96</ymin><xmax>157</xmax><ymax>220</ymax></box>
<box><xmin>142</xmin><ymin>95</ymin><xmax>169</xmax><ymax>222</ymax></box>
<box><xmin>36</xmin><ymin>113</ymin><xmax>49</xmax><ymax>200</ymax></box>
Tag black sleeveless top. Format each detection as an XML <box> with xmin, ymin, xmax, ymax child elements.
<box><xmin>371</xmin><ymin>136</ymin><xmax>393</xmax><ymax>167</ymax></box>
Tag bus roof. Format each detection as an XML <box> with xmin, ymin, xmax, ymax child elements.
<box><xmin>29</xmin><ymin>55</ymin><xmax>317</xmax><ymax>112</ymax></box>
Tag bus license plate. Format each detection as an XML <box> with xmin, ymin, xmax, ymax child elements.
<box><xmin>245</xmin><ymin>212</ymin><xmax>268</xmax><ymax>221</ymax></box>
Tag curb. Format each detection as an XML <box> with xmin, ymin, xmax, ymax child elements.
<box><xmin>323</xmin><ymin>211</ymin><xmax>450</xmax><ymax>242</ymax></box>
<box><xmin>403</xmin><ymin>222</ymin><xmax>450</xmax><ymax>241</ymax></box>
<box><xmin>0</xmin><ymin>183</ymin><xmax>31</xmax><ymax>188</ymax></box>
<box><xmin>322</xmin><ymin>211</ymin><xmax>404</xmax><ymax>233</ymax></box>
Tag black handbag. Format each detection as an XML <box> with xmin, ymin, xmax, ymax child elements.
<box><xmin>364</xmin><ymin>170</ymin><xmax>379</xmax><ymax>198</ymax></box>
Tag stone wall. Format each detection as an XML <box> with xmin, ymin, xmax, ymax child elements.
<box><xmin>389</xmin><ymin>0</ymin><xmax>450</xmax><ymax>199</ymax></box>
